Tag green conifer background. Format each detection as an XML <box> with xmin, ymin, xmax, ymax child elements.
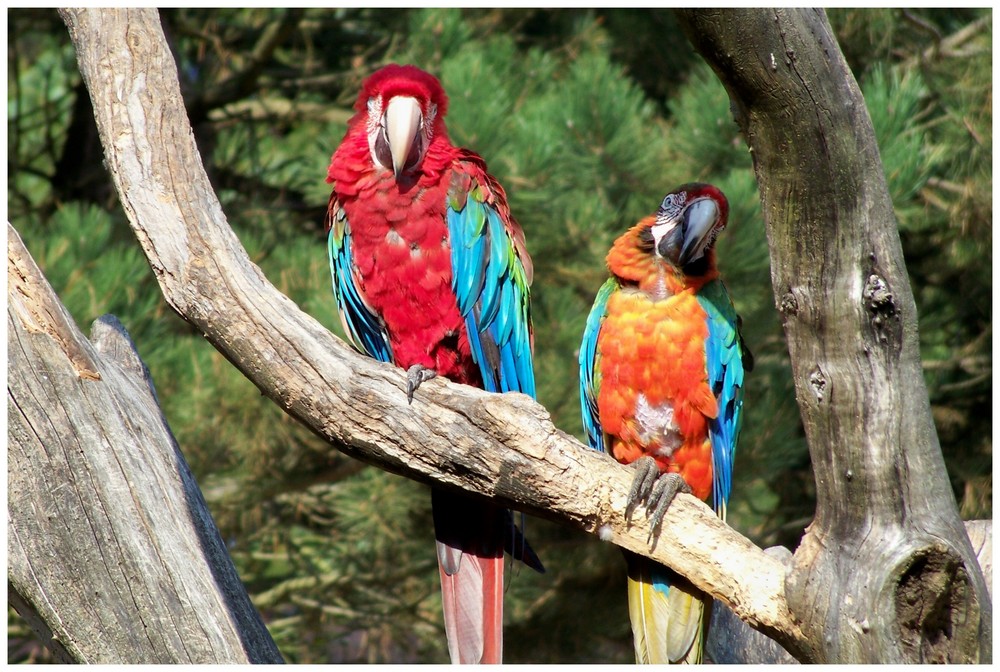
<box><xmin>8</xmin><ymin>8</ymin><xmax>991</xmax><ymax>663</ymax></box>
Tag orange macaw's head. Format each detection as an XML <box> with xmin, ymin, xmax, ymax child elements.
<box><xmin>606</xmin><ymin>183</ymin><xmax>729</xmax><ymax>296</ymax></box>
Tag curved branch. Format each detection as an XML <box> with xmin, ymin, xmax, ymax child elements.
<box><xmin>58</xmin><ymin>7</ymin><xmax>809</xmax><ymax>659</ymax></box>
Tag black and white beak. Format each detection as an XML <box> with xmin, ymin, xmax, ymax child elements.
<box><xmin>651</xmin><ymin>197</ymin><xmax>722</xmax><ymax>267</ymax></box>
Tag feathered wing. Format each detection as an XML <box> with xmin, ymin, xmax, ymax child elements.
<box><xmin>578</xmin><ymin>277</ymin><xmax>618</xmax><ymax>453</ymax></box>
<box><xmin>446</xmin><ymin>153</ymin><xmax>535</xmax><ymax>397</ymax></box>
<box><xmin>325</xmin><ymin>193</ymin><xmax>393</xmax><ymax>363</ymax></box>
<box><xmin>434</xmin><ymin>155</ymin><xmax>542</xmax><ymax>663</ymax></box>
<box><xmin>696</xmin><ymin>278</ymin><xmax>747</xmax><ymax>520</ymax></box>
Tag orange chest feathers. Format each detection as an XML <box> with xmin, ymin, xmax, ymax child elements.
<box><xmin>596</xmin><ymin>288</ymin><xmax>718</xmax><ymax>501</ymax></box>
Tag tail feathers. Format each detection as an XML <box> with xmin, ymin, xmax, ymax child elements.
<box><xmin>432</xmin><ymin>489</ymin><xmax>505</xmax><ymax>664</ymax></box>
<box><xmin>437</xmin><ymin>543</ymin><xmax>503</xmax><ymax>664</ymax></box>
<box><xmin>626</xmin><ymin>553</ymin><xmax>708</xmax><ymax>664</ymax></box>
<box><xmin>503</xmin><ymin>510</ymin><xmax>545</xmax><ymax>573</ymax></box>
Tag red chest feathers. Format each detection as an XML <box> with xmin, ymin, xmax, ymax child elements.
<box><xmin>340</xmin><ymin>171</ymin><xmax>480</xmax><ymax>386</ymax></box>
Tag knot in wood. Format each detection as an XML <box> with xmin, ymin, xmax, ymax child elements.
<box><xmin>779</xmin><ymin>291</ymin><xmax>799</xmax><ymax>317</ymax></box>
<box><xmin>863</xmin><ymin>274</ymin><xmax>893</xmax><ymax>312</ymax></box>
<box><xmin>808</xmin><ymin>366</ymin><xmax>826</xmax><ymax>402</ymax></box>
<box><xmin>862</xmin><ymin>273</ymin><xmax>902</xmax><ymax>348</ymax></box>
<box><xmin>894</xmin><ymin>544</ymin><xmax>979</xmax><ymax>663</ymax></box>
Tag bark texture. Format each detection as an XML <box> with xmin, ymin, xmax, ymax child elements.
<box><xmin>7</xmin><ymin>224</ymin><xmax>284</xmax><ymax>664</ymax></box>
<box><xmin>676</xmin><ymin>7</ymin><xmax>991</xmax><ymax>663</ymax></box>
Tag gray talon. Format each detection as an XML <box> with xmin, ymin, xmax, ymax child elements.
<box><xmin>646</xmin><ymin>473</ymin><xmax>690</xmax><ymax>541</ymax></box>
<box><xmin>625</xmin><ymin>457</ymin><xmax>691</xmax><ymax>543</ymax></box>
<box><xmin>626</xmin><ymin>456</ymin><xmax>661</xmax><ymax>521</ymax></box>
<box><xmin>405</xmin><ymin>364</ymin><xmax>437</xmax><ymax>404</ymax></box>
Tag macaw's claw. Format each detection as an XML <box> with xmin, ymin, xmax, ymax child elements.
<box><xmin>645</xmin><ymin>472</ymin><xmax>691</xmax><ymax>542</ymax></box>
<box><xmin>625</xmin><ymin>456</ymin><xmax>691</xmax><ymax>544</ymax></box>
<box><xmin>405</xmin><ymin>364</ymin><xmax>437</xmax><ymax>404</ymax></box>
<box><xmin>626</xmin><ymin>456</ymin><xmax>661</xmax><ymax>522</ymax></box>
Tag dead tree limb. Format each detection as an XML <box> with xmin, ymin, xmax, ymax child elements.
<box><xmin>676</xmin><ymin>7</ymin><xmax>991</xmax><ymax>663</ymax></box>
<box><xmin>7</xmin><ymin>223</ymin><xmax>284</xmax><ymax>664</ymax></box>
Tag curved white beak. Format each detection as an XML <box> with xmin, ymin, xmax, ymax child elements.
<box><xmin>384</xmin><ymin>96</ymin><xmax>422</xmax><ymax>177</ymax></box>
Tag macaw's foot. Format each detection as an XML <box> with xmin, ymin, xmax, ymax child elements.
<box><xmin>626</xmin><ymin>456</ymin><xmax>691</xmax><ymax>543</ymax></box>
<box><xmin>405</xmin><ymin>364</ymin><xmax>437</xmax><ymax>404</ymax></box>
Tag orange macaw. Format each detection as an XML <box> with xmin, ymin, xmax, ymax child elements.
<box><xmin>579</xmin><ymin>183</ymin><xmax>751</xmax><ymax>663</ymax></box>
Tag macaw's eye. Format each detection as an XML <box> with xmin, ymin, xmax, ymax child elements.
<box><xmin>367</xmin><ymin>97</ymin><xmax>377</xmax><ymax>113</ymax></box>
<box><xmin>373</xmin><ymin>122</ymin><xmax>392</xmax><ymax>170</ymax></box>
<box><xmin>657</xmin><ymin>191</ymin><xmax>688</xmax><ymax>222</ymax></box>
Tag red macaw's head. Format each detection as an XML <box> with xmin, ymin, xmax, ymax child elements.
<box><xmin>647</xmin><ymin>183</ymin><xmax>730</xmax><ymax>272</ymax></box>
<box><xmin>354</xmin><ymin>64</ymin><xmax>450</xmax><ymax>177</ymax></box>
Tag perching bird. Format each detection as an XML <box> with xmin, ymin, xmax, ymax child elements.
<box><xmin>578</xmin><ymin>183</ymin><xmax>751</xmax><ymax>663</ymax></box>
<box><xmin>324</xmin><ymin>64</ymin><xmax>543</xmax><ymax>664</ymax></box>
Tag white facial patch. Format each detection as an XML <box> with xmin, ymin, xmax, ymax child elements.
<box><xmin>366</xmin><ymin>97</ymin><xmax>387</xmax><ymax>170</ymax></box>
<box><xmin>650</xmin><ymin>219</ymin><xmax>678</xmax><ymax>251</ymax></box>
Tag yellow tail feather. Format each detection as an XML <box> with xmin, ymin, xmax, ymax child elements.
<box><xmin>626</xmin><ymin>561</ymin><xmax>707</xmax><ymax>664</ymax></box>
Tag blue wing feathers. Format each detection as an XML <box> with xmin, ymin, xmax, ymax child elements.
<box><xmin>448</xmin><ymin>169</ymin><xmax>536</xmax><ymax>399</ymax></box>
<box><xmin>447</xmin><ymin>208</ymin><xmax>486</xmax><ymax>316</ymax></box>
<box><xmin>475</xmin><ymin>208</ymin><xmax>508</xmax><ymax>328</ymax></box>
<box><xmin>496</xmin><ymin>281</ymin><xmax>516</xmax><ymax>345</ymax></box>
<box><xmin>579</xmin><ymin>278</ymin><xmax>618</xmax><ymax>454</ymax></box>
<box><xmin>327</xmin><ymin>215</ymin><xmax>393</xmax><ymax>364</ymax></box>
<box><xmin>498</xmin><ymin>340</ymin><xmax>520</xmax><ymax>394</ymax></box>
<box><xmin>697</xmin><ymin>280</ymin><xmax>745</xmax><ymax>518</ymax></box>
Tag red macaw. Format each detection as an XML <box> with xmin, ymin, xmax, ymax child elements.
<box><xmin>578</xmin><ymin>183</ymin><xmax>751</xmax><ymax>663</ymax></box>
<box><xmin>324</xmin><ymin>64</ymin><xmax>543</xmax><ymax>664</ymax></box>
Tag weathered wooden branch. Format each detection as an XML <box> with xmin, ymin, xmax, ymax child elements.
<box><xmin>7</xmin><ymin>223</ymin><xmax>284</xmax><ymax>664</ymax></box>
<box><xmin>53</xmin><ymin>6</ymin><xmax>809</xmax><ymax>660</ymax></box>
<box><xmin>676</xmin><ymin>8</ymin><xmax>992</xmax><ymax>663</ymax></box>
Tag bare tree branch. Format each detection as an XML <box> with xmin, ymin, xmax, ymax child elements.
<box><xmin>676</xmin><ymin>7</ymin><xmax>991</xmax><ymax>663</ymax></box>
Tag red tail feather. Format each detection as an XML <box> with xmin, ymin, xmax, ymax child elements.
<box><xmin>437</xmin><ymin>547</ymin><xmax>503</xmax><ymax>664</ymax></box>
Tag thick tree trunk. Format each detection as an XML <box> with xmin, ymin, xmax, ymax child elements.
<box><xmin>676</xmin><ymin>8</ymin><xmax>991</xmax><ymax>663</ymax></box>
<box><xmin>7</xmin><ymin>224</ymin><xmax>284</xmax><ymax>664</ymax></box>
